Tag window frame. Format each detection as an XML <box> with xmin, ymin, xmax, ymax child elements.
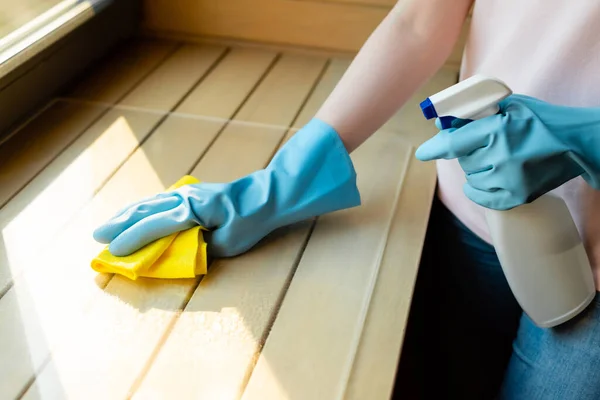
<box><xmin>0</xmin><ymin>0</ymin><xmax>141</xmax><ymax>141</ymax></box>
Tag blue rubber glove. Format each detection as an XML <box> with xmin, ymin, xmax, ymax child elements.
<box><xmin>93</xmin><ymin>118</ymin><xmax>361</xmax><ymax>257</ymax></box>
<box><xmin>415</xmin><ymin>94</ymin><xmax>600</xmax><ymax>210</ymax></box>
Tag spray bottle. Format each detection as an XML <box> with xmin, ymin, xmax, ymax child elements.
<box><xmin>419</xmin><ymin>74</ymin><xmax>596</xmax><ymax>327</ymax></box>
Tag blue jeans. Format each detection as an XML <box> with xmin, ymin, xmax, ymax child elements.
<box><xmin>394</xmin><ymin>196</ymin><xmax>600</xmax><ymax>399</ymax></box>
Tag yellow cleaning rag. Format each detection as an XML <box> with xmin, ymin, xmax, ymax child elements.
<box><xmin>91</xmin><ymin>175</ymin><xmax>208</xmax><ymax>280</ymax></box>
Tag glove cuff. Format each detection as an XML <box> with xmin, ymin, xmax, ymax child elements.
<box><xmin>289</xmin><ymin>117</ymin><xmax>361</xmax><ymax>207</ymax></box>
<box><xmin>266</xmin><ymin>117</ymin><xmax>361</xmax><ymax>215</ymax></box>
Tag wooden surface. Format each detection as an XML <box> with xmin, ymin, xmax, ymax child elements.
<box><xmin>0</xmin><ymin>39</ymin><xmax>457</xmax><ymax>399</ymax></box>
<box><xmin>142</xmin><ymin>0</ymin><xmax>470</xmax><ymax>67</ymax></box>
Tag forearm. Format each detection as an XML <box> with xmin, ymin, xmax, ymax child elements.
<box><xmin>316</xmin><ymin>0</ymin><xmax>473</xmax><ymax>153</ymax></box>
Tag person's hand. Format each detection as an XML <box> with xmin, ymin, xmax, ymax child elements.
<box><xmin>415</xmin><ymin>94</ymin><xmax>600</xmax><ymax>210</ymax></box>
<box><xmin>93</xmin><ymin>119</ymin><xmax>361</xmax><ymax>258</ymax></box>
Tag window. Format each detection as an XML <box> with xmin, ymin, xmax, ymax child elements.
<box><xmin>0</xmin><ymin>0</ymin><xmax>66</xmax><ymax>39</ymax></box>
<box><xmin>0</xmin><ymin>0</ymin><xmax>112</xmax><ymax>79</ymax></box>
<box><xmin>0</xmin><ymin>0</ymin><xmax>136</xmax><ymax>139</ymax></box>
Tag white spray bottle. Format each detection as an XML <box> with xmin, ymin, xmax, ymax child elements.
<box><xmin>420</xmin><ymin>74</ymin><xmax>596</xmax><ymax>327</ymax></box>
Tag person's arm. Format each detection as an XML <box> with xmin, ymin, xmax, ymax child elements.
<box><xmin>317</xmin><ymin>0</ymin><xmax>474</xmax><ymax>152</ymax></box>
<box><xmin>415</xmin><ymin>94</ymin><xmax>600</xmax><ymax>211</ymax></box>
<box><xmin>94</xmin><ymin>0</ymin><xmax>474</xmax><ymax>257</ymax></box>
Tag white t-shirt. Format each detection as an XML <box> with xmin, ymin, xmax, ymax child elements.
<box><xmin>437</xmin><ymin>1</ymin><xmax>600</xmax><ymax>270</ymax></box>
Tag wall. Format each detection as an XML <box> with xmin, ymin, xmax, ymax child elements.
<box><xmin>142</xmin><ymin>0</ymin><xmax>470</xmax><ymax>67</ymax></box>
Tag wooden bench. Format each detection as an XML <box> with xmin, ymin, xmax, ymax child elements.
<box><xmin>0</xmin><ymin>38</ymin><xmax>457</xmax><ymax>399</ymax></box>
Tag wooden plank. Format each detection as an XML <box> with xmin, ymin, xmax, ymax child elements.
<box><xmin>0</xmin><ymin>102</ymin><xmax>107</xmax><ymax>209</ymax></box>
<box><xmin>0</xmin><ymin>40</ymin><xmax>177</xmax><ymax>210</ymax></box>
<box><xmin>234</xmin><ymin>55</ymin><xmax>324</xmax><ymax>124</ymax></box>
<box><xmin>175</xmin><ymin>48</ymin><xmax>275</xmax><ymax>117</ymax></box>
<box><xmin>344</xmin><ymin>71</ymin><xmax>458</xmax><ymax>400</ymax></box>
<box><xmin>65</xmin><ymin>40</ymin><xmax>178</xmax><ymax>103</ymax></box>
<box><xmin>117</xmin><ymin>44</ymin><xmax>227</xmax><ymax>110</ymax></box>
<box><xmin>241</xmin><ymin>130</ymin><xmax>412</xmax><ymax>400</ymax></box>
<box><xmin>0</xmin><ymin>44</ymin><xmax>225</xmax><ymax>298</ymax></box>
<box><xmin>0</xmin><ymin>45</ymin><xmax>230</xmax><ymax>400</ymax></box>
<box><xmin>111</xmin><ymin>44</ymin><xmax>228</xmax><ymax>112</ymax></box>
<box><xmin>344</xmin><ymin>159</ymin><xmax>435</xmax><ymax>400</ymax></box>
<box><xmin>18</xmin><ymin>50</ymin><xmax>312</xmax><ymax>400</ymax></box>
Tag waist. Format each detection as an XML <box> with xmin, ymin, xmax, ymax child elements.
<box><xmin>436</xmin><ymin>159</ymin><xmax>600</xmax><ymax>269</ymax></box>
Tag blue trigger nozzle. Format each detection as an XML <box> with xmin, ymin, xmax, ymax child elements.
<box><xmin>439</xmin><ymin>116</ymin><xmax>457</xmax><ymax>130</ymax></box>
<box><xmin>419</xmin><ymin>98</ymin><xmax>437</xmax><ymax>120</ymax></box>
<box><xmin>420</xmin><ymin>98</ymin><xmax>459</xmax><ymax>129</ymax></box>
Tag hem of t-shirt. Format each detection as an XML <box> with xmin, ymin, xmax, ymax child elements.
<box><xmin>435</xmin><ymin>187</ymin><xmax>494</xmax><ymax>245</ymax></box>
